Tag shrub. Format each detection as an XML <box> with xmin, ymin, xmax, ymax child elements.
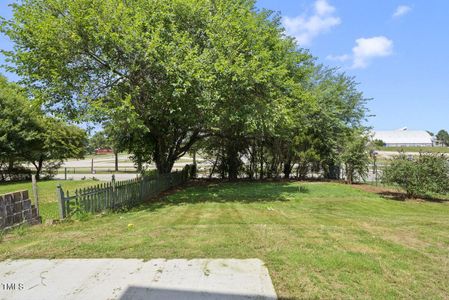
<box><xmin>382</xmin><ymin>153</ymin><xmax>449</xmax><ymax>198</ymax></box>
<box><xmin>0</xmin><ymin>164</ymin><xmax>32</xmax><ymax>182</ymax></box>
<box><xmin>189</xmin><ymin>164</ymin><xmax>197</xmax><ymax>179</ymax></box>
<box><xmin>340</xmin><ymin>131</ymin><xmax>371</xmax><ymax>184</ymax></box>
<box><xmin>40</xmin><ymin>161</ymin><xmax>63</xmax><ymax>179</ymax></box>
<box><xmin>141</xmin><ymin>169</ymin><xmax>158</xmax><ymax>179</ymax></box>
<box><xmin>372</xmin><ymin>139</ymin><xmax>386</xmax><ymax>147</ymax></box>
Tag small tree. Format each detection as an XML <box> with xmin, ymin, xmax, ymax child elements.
<box><xmin>26</xmin><ymin>117</ymin><xmax>87</xmax><ymax>179</ymax></box>
<box><xmin>87</xmin><ymin>131</ymin><xmax>109</xmax><ymax>154</ymax></box>
<box><xmin>339</xmin><ymin>130</ymin><xmax>371</xmax><ymax>184</ymax></box>
<box><xmin>0</xmin><ymin>75</ymin><xmax>87</xmax><ymax>180</ymax></box>
<box><xmin>436</xmin><ymin>130</ymin><xmax>449</xmax><ymax>146</ymax></box>
<box><xmin>382</xmin><ymin>153</ymin><xmax>449</xmax><ymax>198</ymax></box>
<box><xmin>0</xmin><ymin>75</ymin><xmax>40</xmax><ymax>173</ymax></box>
<box><xmin>372</xmin><ymin>139</ymin><xmax>385</xmax><ymax>148</ymax></box>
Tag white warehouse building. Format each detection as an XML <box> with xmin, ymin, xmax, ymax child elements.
<box><xmin>372</xmin><ymin>128</ymin><xmax>434</xmax><ymax>147</ymax></box>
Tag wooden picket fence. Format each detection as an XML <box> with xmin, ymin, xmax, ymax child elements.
<box><xmin>57</xmin><ymin>165</ymin><xmax>192</xmax><ymax>219</ymax></box>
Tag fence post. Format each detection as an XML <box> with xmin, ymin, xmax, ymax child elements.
<box><xmin>64</xmin><ymin>167</ymin><xmax>67</xmax><ymax>180</ymax></box>
<box><xmin>31</xmin><ymin>175</ymin><xmax>39</xmax><ymax>216</ymax></box>
<box><xmin>91</xmin><ymin>159</ymin><xmax>94</xmax><ymax>174</ymax></box>
<box><xmin>111</xmin><ymin>174</ymin><xmax>116</xmax><ymax>208</ymax></box>
<box><xmin>139</xmin><ymin>176</ymin><xmax>144</xmax><ymax>202</ymax></box>
<box><xmin>57</xmin><ymin>184</ymin><xmax>66</xmax><ymax>219</ymax></box>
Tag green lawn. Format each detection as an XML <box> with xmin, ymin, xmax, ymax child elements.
<box><xmin>376</xmin><ymin>146</ymin><xmax>449</xmax><ymax>153</ymax></box>
<box><xmin>0</xmin><ymin>179</ymin><xmax>99</xmax><ymax>220</ymax></box>
<box><xmin>1</xmin><ymin>181</ymin><xmax>448</xmax><ymax>299</ymax></box>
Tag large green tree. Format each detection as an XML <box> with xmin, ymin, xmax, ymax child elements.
<box><xmin>2</xmin><ymin>0</ymin><xmax>219</xmax><ymax>174</ymax></box>
<box><xmin>203</xmin><ymin>3</ymin><xmax>314</xmax><ymax>179</ymax></box>
<box><xmin>1</xmin><ymin>0</ymin><xmax>317</xmax><ymax>175</ymax></box>
<box><xmin>26</xmin><ymin>117</ymin><xmax>87</xmax><ymax>179</ymax></box>
<box><xmin>0</xmin><ymin>75</ymin><xmax>87</xmax><ymax>180</ymax></box>
<box><xmin>0</xmin><ymin>75</ymin><xmax>40</xmax><ymax>175</ymax></box>
<box><xmin>2</xmin><ymin>0</ymin><xmax>369</xmax><ymax>180</ymax></box>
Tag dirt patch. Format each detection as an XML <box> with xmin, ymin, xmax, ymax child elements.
<box><xmin>351</xmin><ymin>184</ymin><xmax>398</xmax><ymax>195</ymax></box>
<box><xmin>352</xmin><ymin>184</ymin><xmax>410</xmax><ymax>201</ymax></box>
<box><xmin>352</xmin><ymin>184</ymin><xmax>449</xmax><ymax>203</ymax></box>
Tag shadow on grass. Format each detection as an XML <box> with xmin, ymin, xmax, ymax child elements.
<box><xmin>377</xmin><ymin>191</ymin><xmax>407</xmax><ymax>202</ymax></box>
<box><xmin>136</xmin><ymin>180</ymin><xmax>308</xmax><ymax>213</ymax></box>
<box><xmin>350</xmin><ymin>183</ymin><xmax>449</xmax><ymax>203</ymax></box>
<box><xmin>378</xmin><ymin>191</ymin><xmax>449</xmax><ymax>203</ymax></box>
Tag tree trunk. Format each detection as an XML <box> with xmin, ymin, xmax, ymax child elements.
<box><xmin>155</xmin><ymin>155</ymin><xmax>175</xmax><ymax>174</ymax></box>
<box><xmin>114</xmin><ymin>151</ymin><xmax>119</xmax><ymax>172</ymax></box>
<box><xmin>8</xmin><ymin>158</ymin><xmax>14</xmax><ymax>171</ymax></box>
<box><xmin>346</xmin><ymin>164</ymin><xmax>353</xmax><ymax>184</ymax></box>
<box><xmin>136</xmin><ymin>154</ymin><xmax>143</xmax><ymax>172</ymax></box>
<box><xmin>154</xmin><ymin>139</ymin><xmax>176</xmax><ymax>174</ymax></box>
<box><xmin>151</xmin><ymin>131</ymin><xmax>200</xmax><ymax>175</ymax></box>
<box><xmin>226</xmin><ymin>142</ymin><xmax>239</xmax><ymax>181</ymax></box>
<box><xmin>32</xmin><ymin>158</ymin><xmax>44</xmax><ymax>180</ymax></box>
<box><xmin>283</xmin><ymin>159</ymin><xmax>292</xmax><ymax>179</ymax></box>
<box><xmin>249</xmin><ymin>144</ymin><xmax>256</xmax><ymax>180</ymax></box>
<box><xmin>259</xmin><ymin>143</ymin><xmax>264</xmax><ymax>180</ymax></box>
<box><xmin>209</xmin><ymin>154</ymin><xmax>219</xmax><ymax>179</ymax></box>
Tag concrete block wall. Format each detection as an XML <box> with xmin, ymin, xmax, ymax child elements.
<box><xmin>0</xmin><ymin>190</ymin><xmax>41</xmax><ymax>230</ymax></box>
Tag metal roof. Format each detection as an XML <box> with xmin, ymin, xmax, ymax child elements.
<box><xmin>372</xmin><ymin>129</ymin><xmax>433</xmax><ymax>145</ymax></box>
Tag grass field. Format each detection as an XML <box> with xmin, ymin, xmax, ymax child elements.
<box><xmin>376</xmin><ymin>146</ymin><xmax>449</xmax><ymax>153</ymax></box>
<box><xmin>1</xmin><ymin>181</ymin><xmax>449</xmax><ymax>299</ymax></box>
<box><xmin>0</xmin><ymin>180</ymin><xmax>99</xmax><ymax>220</ymax></box>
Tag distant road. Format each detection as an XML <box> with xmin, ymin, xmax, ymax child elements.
<box><xmin>57</xmin><ymin>154</ymin><xmax>211</xmax><ymax>181</ymax></box>
<box><xmin>54</xmin><ymin>173</ymin><xmax>139</xmax><ymax>181</ymax></box>
<box><xmin>376</xmin><ymin>150</ymin><xmax>449</xmax><ymax>158</ymax></box>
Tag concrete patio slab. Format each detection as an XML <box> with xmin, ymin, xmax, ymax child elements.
<box><xmin>0</xmin><ymin>259</ymin><xmax>277</xmax><ymax>300</ymax></box>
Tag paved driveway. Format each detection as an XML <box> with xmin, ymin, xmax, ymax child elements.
<box><xmin>53</xmin><ymin>173</ymin><xmax>140</xmax><ymax>181</ymax></box>
<box><xmin>0</xmin><ymin>259</ymin><xmax>277</xmax><ymax>300</ymax></box>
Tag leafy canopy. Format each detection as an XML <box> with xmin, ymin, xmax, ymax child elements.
<box><xmin>0</xmin><ymin>75</ymin><xmax>87</xmax><ymax>179</ymax></box>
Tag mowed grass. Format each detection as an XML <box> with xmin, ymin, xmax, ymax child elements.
<box><xmin>1</xmin><ymin>182</ymin><xmax>449</xmax><ymax>299</ymax></box>
<box><xmin>0</xmin><ymin>180</ymin><xmax>99</xmax><ymax>221</ymax></box>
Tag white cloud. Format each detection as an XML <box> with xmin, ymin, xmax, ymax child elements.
<box><xmin>315</xmin><ymin>0</ymin><xmax>335</xmax><ymax>15</ymax></box>
<box><xmin>283</xmin><ymin>0</ymin><xmax>341</xmax><ymax>46</ymax></box>
<box><xmin>327</xmin><ymin>36</ymin><xmax>393</xmax><ymax>69</ymax></box>
<box><xmin>352</xmin><ymin>36</ymin><xmax>393</xmax><ymax>68</ymax></box>
<box><xmin>393</xmin><ymin>5</ymin><xmax>412</xmax><ymax>18</ymax></box>
<box><xmin>326</xmin><ymin>54</ymin><xmax>351</xmax><ymax>62</ymax></box>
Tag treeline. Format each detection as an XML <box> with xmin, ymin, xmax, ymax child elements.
<box><xmin>193</xmin><ymin>67</ymin><xmax>370</xmax><ymax>181</ymax></box>
<box><xmin>2</xmin><ymin>0</ymin><xmax>371</xmax><ymax>182</ymax></box>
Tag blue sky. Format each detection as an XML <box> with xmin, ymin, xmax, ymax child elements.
<box><xmin>1</xmin><ymin>0</ymin><xmax>448</xmax><ymax>133</ymax></box>
<box><xmin>257</xmin><ymin>0</ymin><xmax>449</xmax><ymax>133</ymax></box>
